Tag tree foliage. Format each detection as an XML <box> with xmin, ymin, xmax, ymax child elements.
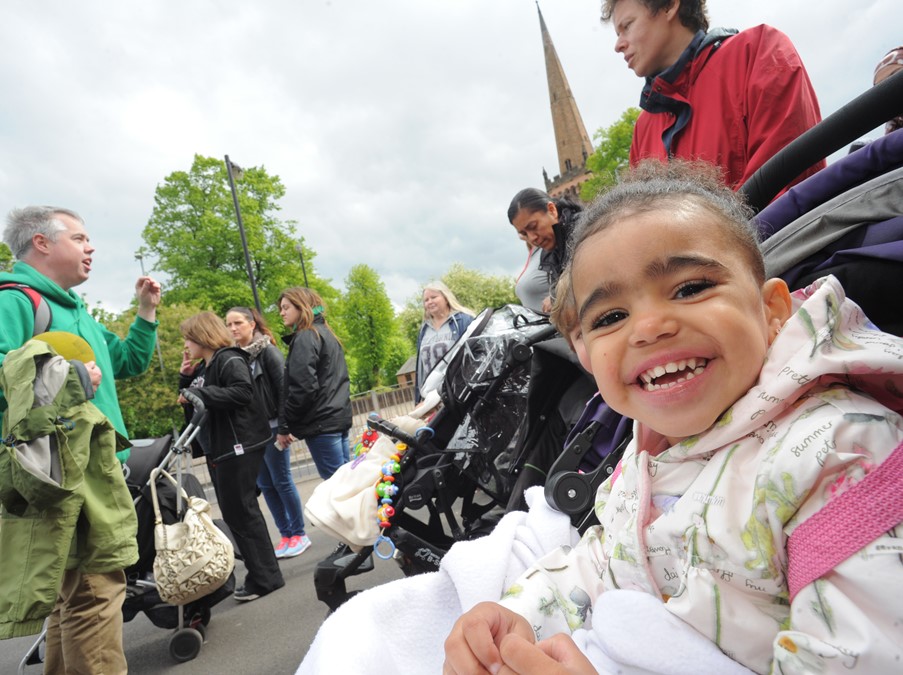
<box><xmin>108</xmin><ymin>302</ymin><xmax>207</xmax><ymax>439</ymax></box>
<box><xmin>140</xmin><ymin>154</ymin><xmax>336</xmax><ymax>329</ymax></box>
<box><xmin>0</xmin><ymin>243</ymin><xmax>13</xmax><ymax>273</ymax></box>
<box><xmin>341</xmin><ymin>264</ymin><xmax>400</xmax><ymax>392</ymax></box>
<box><xmin>580</xmin><ymin>107</ymin><xmax>641</xmax><ymax>202</ymax></box>
<box><xmin>397</xmin><ymin>263</ymin><xmax>519</xmax><ymax>348</ymax></box>
<box><xmin>441</xmin><ymin>263</ymin><xmax>518</xmax><ymax>316</ymax></box>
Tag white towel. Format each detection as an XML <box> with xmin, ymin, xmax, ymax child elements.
<box><xmin>297</xmin><ymin>487</ymin><xmax>753</xmax><ymax>674</ymax></box>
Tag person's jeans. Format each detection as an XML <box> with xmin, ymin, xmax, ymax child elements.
<box><xmin>257</xmin><ymin>435</ymin><xmax>306</xmax><ymax>538</ymax></box>
<box><xmin>305</xmin><ymin>432</ymin><xmax>350</xmax><ymax>480</ymax></box>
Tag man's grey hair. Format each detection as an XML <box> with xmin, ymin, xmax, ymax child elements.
<box><xmin>3</xmin><ymin>206</ymin><xmax>83</xmax><ymax>259</ymax></box>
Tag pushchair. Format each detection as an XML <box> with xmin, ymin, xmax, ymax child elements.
<box><xmin>312</xmin><ymin>304</ymin><xmax>600</xmax><ymax>611</ymax></box>
<box><xmin>17</xmin><ymin>393</ymin><xmax>235</xmax><ymax>671</ymax></box>
<box><xmin>544</xmin><ymin>69</ymin><xmax>903</xmax><ymax>527</ymax></box>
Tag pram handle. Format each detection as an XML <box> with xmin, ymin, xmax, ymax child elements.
<box><xmin>366</xmin><ymin>413</ymin><xmax>433</xmax><ymax>451</ymax></box>
<box><xmin>180</xmin><ymin>389</ymin><xmax>208</xmax><ymax>427</ymax></box>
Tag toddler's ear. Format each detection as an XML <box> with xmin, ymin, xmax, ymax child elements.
<box><xmin>762</xmin><ymin>278</ymin><xmax>793</xmax><ymax>344</ymax></box>
<box><xmin>573</xmin><ymin>331</ymin><xmax>592</xmax><ymax>373</ymax></box>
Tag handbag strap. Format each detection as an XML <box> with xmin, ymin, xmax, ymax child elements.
<box><xmin>148</xmin><ymin>467</ymin><xmax>189</xmax><ymax>525</ymax></box>
<box><xmin>787</xmin><ymin>439</ymin><xmax>903</xmax><ymax>601</ymax></box>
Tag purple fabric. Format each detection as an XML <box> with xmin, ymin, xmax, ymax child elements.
<box><xmin>781</xmin><ymin>216</ymin><xmax>903</xmax><ymax>286</ymax></box>
<box><xmin>756</xmin><ymin>128</ymin><xmax>903</xmax><ymax>239</ymax></box>
<box><xmin>563</xmin><ymin>393</ymin><xmax>631</xmax><ymax>473</ymax></box>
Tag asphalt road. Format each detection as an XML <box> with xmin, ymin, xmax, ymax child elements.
<box><xmin>0</xmin><ymin>475</ymin><xmax>406</xmax><ymax>675</ymax></box>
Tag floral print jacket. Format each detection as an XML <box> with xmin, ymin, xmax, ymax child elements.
<box><xmin>499</xmin><ymin>276</ymin><xmax>903</xmax><ymax>674</ymax></box>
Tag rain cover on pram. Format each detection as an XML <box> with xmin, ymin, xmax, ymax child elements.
<box><xmin>428</xmin><ymin>304</ymin><xmax>557</xmax><ymax>505</ymax></box>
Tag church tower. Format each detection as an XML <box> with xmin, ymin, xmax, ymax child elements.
<box><xmin>537</xmin><ymin>3</ymin><xmax>594</xmax><ymax>200</ymax></box>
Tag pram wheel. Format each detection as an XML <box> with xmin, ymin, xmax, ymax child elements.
<box><xmin>169</xmin><ymin>627</ymin><xmax>204</xmax><ymax>663</ymax></box>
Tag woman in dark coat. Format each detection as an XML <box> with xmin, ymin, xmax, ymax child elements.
<box><xmin>276</xmin><ymin>288</ymin><xmax>352</xmax><ymax>480</ymax></box>
<box><xmin>179</xmin><ymin>311</ymin><xmax>285</xmax><ymax>602</ymax></box>
<box><xmin>226</xmin><ymin>306</ymin><xmax>311</xmax><ymax>559</ymax></box>
<box><xmin>507</xmin><ymin>188</ymin><xmax>583</xmax><ymax>313</ymax></box>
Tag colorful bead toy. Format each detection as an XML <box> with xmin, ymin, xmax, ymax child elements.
<box><xmin>351</xmin><ymin>427</ymin><xmax>380</xmax><ymax>460</ymax></box>
<box><xmin>374</xmin><ymin>441</ymin><xmax>408</xmax><ymax>559</ymax></box>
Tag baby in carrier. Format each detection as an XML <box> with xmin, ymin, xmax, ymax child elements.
<box><xmin>444</xmin><ymin>160</ymin><xmax>903</xmax><ymax>674</ymax></box>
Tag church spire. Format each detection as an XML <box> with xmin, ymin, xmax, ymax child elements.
<box><xmin>537</xmin><ymin>2</ymin><xmax>594</xmax><ymax>199</ymax></box>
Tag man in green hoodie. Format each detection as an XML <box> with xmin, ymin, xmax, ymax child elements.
<box><xmin>0</xmin><ymin>205</ymin><xmax>160</xmax><ymax>673</ymax></box>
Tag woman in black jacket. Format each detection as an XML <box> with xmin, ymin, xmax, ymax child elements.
<box><xmin>225</xmin><ymin>306</ymin><xmax>311</xmax><ymax>559</ymax></box>
<box><xmin>507</xmin><ymin>188</ymin><xmax>583</xmax><ymax>313</ymax></box>
<box><xmin>276</xmin><ymin>287</ymin><xmax>352</xmax><ymax>480</ymax></box>
<box><xmin>178</xmin><ymin>311</ymin><xmax>285</xmax><ymax>602</ymax></box>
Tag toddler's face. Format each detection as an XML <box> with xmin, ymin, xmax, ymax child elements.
<box><xmin>571</xmin><ymin>206</ymin><xmax>787</xmax><ymax>445</ymax></box>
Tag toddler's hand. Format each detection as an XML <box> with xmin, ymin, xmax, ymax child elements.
<box><xmin>443</xmin><ymin>602</ymin><xmax>535</xmax><ymax>675</ymax></box>
<box><xmin>84</xmin><ymin>361</ymin><xmax>102</xmax><ymax>388</ymax></box>
<box><xmin>498</xmin><ymin>633</ymin><xmax>597</xmax><ymax>675</ymax></box>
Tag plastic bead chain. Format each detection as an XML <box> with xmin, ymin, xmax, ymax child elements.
<box><xmin>351</xmin><ymin>428</ymin><xmax>380</xmax><ymax>461</ymax></box>
<box><xmin>374</xmin><ymin>441</ymin><xmax>409</xmax><ymax>559</ymax></box>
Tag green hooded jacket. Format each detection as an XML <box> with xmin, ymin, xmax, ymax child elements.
<box><xmin>0</xmin><ymin>261</ymin><xmax>157</xmax><ymax>461</ymax></box>
<box><xmin>0</xmin><ymin>340</ymin><xmax>138</xmax><ymax>639</ymax></box>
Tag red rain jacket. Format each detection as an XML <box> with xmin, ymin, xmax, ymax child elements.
<box><xmin>630</xmin><ymin>25</ymin><xmax>825</xmax><ymax>191</ymax></box>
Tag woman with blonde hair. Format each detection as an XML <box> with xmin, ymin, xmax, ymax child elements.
<box><xmin>276</xmin><ymin>287</ymin><xmax>352</xmax><ymax>478</ymax></box>
<box><xmin>178</xmin><ymin>311</ymin><xmax>284</xmax><ymax>602</ymax></box>
<box><xmin>415</xmin><ymin>281</ymin><xmax>474</xmax><ymax>403</ymax></box>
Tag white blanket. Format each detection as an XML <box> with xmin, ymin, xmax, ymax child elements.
<box><xmin>298</xmin><ymin>487</ymin><xmax>753</xmax><ymax>675</ymax></box>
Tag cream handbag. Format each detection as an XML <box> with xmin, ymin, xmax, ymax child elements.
<box><xmin>150</xmin><ymin>468</ymin><xmax>235</xmax><ymax>605</ymax></box>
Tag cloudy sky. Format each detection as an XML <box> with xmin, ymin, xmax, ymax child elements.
<box><xmin>1</xmin><ymin>0</ymin><xmax>897</xmax><ymax>313</ymax></box>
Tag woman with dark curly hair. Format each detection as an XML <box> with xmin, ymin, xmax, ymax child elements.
<box><xmin>508</xmin><ymin>187</ymin><xmax>583</xmax><ymax>313</ymax></box>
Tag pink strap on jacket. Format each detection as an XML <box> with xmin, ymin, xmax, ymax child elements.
<box><xmin>787</xmin><ymin>440</ymin><xmax>903</xmax><ymax>601</ymax></box>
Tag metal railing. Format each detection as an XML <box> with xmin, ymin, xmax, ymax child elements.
<box><xmin>188</xmin><ymin>384</ymin><xmax>417</xmax><ymax>496</ymax></box>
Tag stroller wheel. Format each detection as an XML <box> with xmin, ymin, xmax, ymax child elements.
<box><xmin>169</xmin><ymin>627</ymin><xmax>204</xmax><ymax>663</ymax></box>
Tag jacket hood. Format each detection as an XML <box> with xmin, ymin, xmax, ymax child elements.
<box><xmin>211</xmin><ymin>345</ymin><xmax>249</xmax><ymax>362</ymax></box>
<box><xmin>0</xmin><ymin>262</ymin><xmax>82</xmax><ymax>309</ymax></box>
<box><xmin>640</xmin><ymin>276</ymin><xmax>903</xmax><ymax>461</ymax></box>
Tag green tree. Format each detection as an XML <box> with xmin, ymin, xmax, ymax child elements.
<box><xmin>0</xmin><ymin>243</ymin><xmax>13</xmax><ymax>273</ymax></box>
<box><xmin>383</xmin><ymin>332</ymin><xmax>415</xmax><ymax>386</ymax></box>
<box><xmin>108</xmin><ymin>302</ymin><xmax>207</xmax><ymax>439</ymax></box>
<box><xmin>580</xmin><ymin>107</ymin><xmax>641</xmax><ymax>202</ymax></box>
<box><xmin>342</xmin><ymin>264</ymin><xmax>397</xmax><ymax>392</ymax></box>
<box><xmin>397</xmin><ymin>302</ymin><xmax>423</xmax><ymax>353</ymax></box>
<box><xmin>441</xmin><ymin>263</ymin><xmax>517</xmax><ymax>315</ymax></box>
<box><xmin>397</xmin><ymin>264</ymin><xmax>519</xmax><ymax>349</ymax></box>
<box><xmin>140</xmin><ymin>154</ymin><xmax>336</xmax><ymax>325</ymax></box>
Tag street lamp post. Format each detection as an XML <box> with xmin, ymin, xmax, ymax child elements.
<box><xmin>224</xmin><ymin>154</ymin><xmax>263</xmax><ymax>314</ymax></box>
<box><xmin>294</xmin><ymin>242</ymin><xmax>309</xmax><ymax>287</ymax></box>
<box><xmin>134</xmin><ymin>253</ymin><xmax>166</xmax><ymax>373</ymax></box>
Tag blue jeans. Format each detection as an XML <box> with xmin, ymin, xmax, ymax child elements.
<box><xmin>257</xmin><ymin>435</ymin><xmax>305</xmax><ymax>538</ymax></box>
<box><xmin>305</xmin><ymin>432</ymin><xmax>350</xmax><ymax>480</ymax></box>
